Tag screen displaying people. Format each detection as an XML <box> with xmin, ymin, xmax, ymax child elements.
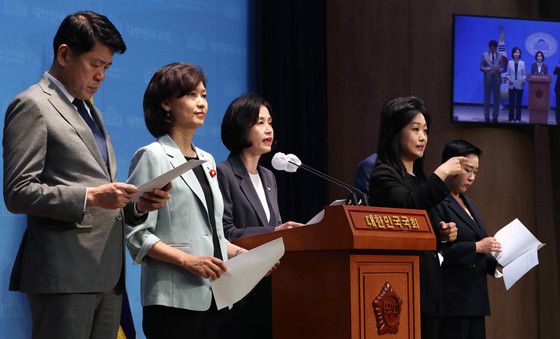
<box><xmin>453</xmin><ymin>15</ymin><xmax>560</xmax><ymax>125</ymax></box>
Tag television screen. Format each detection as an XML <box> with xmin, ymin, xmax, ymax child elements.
<box><xmin>452</xmin><ymin>14</ymin><xmax>560</xmax><ymax>125</ymax></box>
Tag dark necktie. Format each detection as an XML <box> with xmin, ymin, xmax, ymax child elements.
<box><xmin>72</xmin><ymin>99</ymin><xmax>108</xmax><ymax>167</ymax></box>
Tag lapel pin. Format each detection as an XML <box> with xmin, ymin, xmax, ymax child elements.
<box><xmin>209</xmin><ymin>169</ymin><xmax>216</xmax><ymax>177</ymax></box>
<box><xmin>267</xmin><ymin>186</ymin><xmax>271</xmax><ymax>191</ymax></box>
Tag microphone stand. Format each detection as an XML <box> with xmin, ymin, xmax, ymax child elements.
<box><xmin>287</xmin><ymin>160</ymin><xmax>369</xmax><ymax>206</ymax></box>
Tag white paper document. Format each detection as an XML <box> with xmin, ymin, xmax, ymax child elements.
<box><xmin>306</xmin><ymin>199</ymin><xmax>346</xmax><ymax>225</ymax></box>
<box><xmin>211</xmin><ymin>237</ymin><xmax>285</xmax><ymax>310</ymax></box>
<box><xmin>492</xmin><ymin>218</ymin><xmax>544</xmax><ymax>290</ymax></box>
<box><xmin>128</xmin><ymin>159</ymin><xmax>206</xmax><ymax>202</ymax></box>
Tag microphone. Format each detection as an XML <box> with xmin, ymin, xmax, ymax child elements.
<box><xmin>271</xmin><ymin>152</ymin><xmax>298</xmax><ymax>173</ymax></box>
<box><xmin>271</xmin><ymin>152</ymin><xmax>368</xmax><ymax>206</ymax></box>
<box><xmin>271</xmin><ymin>152</ymin><xmax>287</xmax><ymax>171</ymax></box>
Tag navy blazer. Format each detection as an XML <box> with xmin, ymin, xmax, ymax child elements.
<box><xmin>530</xmin><ymin>62</ymin><xmax>548</xmax><ymax>75</ymax></box>
<box><xmin>217</xmin><ymin>154</ymin><xmax>282</xmax><ymax>241</ymax></box>
<box><xmin>434</xmin><ymin>194</ymin><xmax>497</xmax><ymax>317</ymax></box>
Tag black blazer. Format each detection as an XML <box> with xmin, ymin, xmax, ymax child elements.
<box><xmin>434</xmin><ymin>194</ymin><xmax>497</xmax><ymax>317</ymax></box>
<box><xmin>217</xmin><ymin>154</ymin><xmax>282</xmax><ymax>241</ymax></box>
<box><xmin>369</xmin><ymin>163</ymin><xmax>450</xmax><ymax>316</ymax></box>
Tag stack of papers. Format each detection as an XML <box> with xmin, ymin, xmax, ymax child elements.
<box><xmin>306</xmin><ymin>199</ymin><xmax>346</xmax><ymax>225</ymax></box>
<box><xmin>128</xmin><ymin>159</ymin><xmax>206</xmax><ymax>202</ymax></box>
<box><xmin>211</xmin><ymin>238</ymin><xmax>285</xmax><ymax>310</ymax></box>
<box><xmin>492</xmin><ymin>218</ymin><xmax>544</xmax><ymax>290</ymax></box>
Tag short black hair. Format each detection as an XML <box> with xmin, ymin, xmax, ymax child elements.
<box><xmin>143</xmin><ymin>62</ymin><xmax>207</xmax><ymax>138</ymax></box>
<box><xmin>221</xmin><ymin>93</ymin><xmax>272</xmax><ymax>154</ymax></box>
<box><xmin>511</xmin><ymin>47</ymin><xmax>522</xmax><ymax>59</ymax></box>
<box><xmin>53</xmin><ymin>11</ymin><xmax>126</xmax><ymax>57</ymax></box>
<box><xmin>535</xmin><ymin>51</ymin><xmax>545</xmax><ymax>61</ymax></box>
<box><xmin>488</xmin><ymin>40</ymin><xmax>498</xmax><ymax>48</ymax></box>
<box><xmin>376</xmin><ymin>96</ymin><xmax>430</xmax><ymax>179</ymax></box>
<box><xmin>441</xmin><ymin>139</ymin><xmax>481</xmax><ymax>163</ymax></box>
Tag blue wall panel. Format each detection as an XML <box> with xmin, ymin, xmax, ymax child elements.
<box><xmin>0</xmin><ymin>1</ymin><xmax>252</xmax><ymax>337</ymax></box>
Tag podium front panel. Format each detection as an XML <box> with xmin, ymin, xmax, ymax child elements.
<box><xmin>527</xmin><ymin>75</ymin><xmax>552</xmax><ymax>124</ymax></box>
<box><xmin>350</xmin><ymin>255</ymin><xmax>420</xmax><ymax>339</ymax></box>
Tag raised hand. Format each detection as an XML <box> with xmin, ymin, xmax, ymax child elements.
<box><xmin>434</xmin><ymin>156</ymin><xmax>468</xmax><ymax>181</ymax></box>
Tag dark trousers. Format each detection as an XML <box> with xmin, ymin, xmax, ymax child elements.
<box><xmin>441</xmin><ymin>316</ymin><xmax>486</xmax><ymax>339</ymax></box>
<box><xmin>508</xmin><ymin>88</ymin><xmax>523</xmax><ymax>121</ymax></box>
<box><xmin>143</xmin><ymin>302</ymin><xmax>228</xmax><ymax>339</ymax></box>
<box><xmin>228</xmin><ymin>277</ymin><xmax>272</xmax><ymax>339</ymax></box>
<box><xmin>483</xmin><ymin>75</ymin><xmax>500</xmax><ymax>121</ymax></box>
<box><xmin>28</xmin><ymin>290</ymin><xmax>122</xmax><ymax>339</ymax></box>
<box><xmin>421</xmin><ymin>313</ymin><xmax>441</xmax><ymax>339</ymax></box>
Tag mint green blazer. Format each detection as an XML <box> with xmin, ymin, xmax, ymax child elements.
<box><xmin>125</xmin><ymin>134</ymin><xmax>229</xmax><ymax>311</ymax></box>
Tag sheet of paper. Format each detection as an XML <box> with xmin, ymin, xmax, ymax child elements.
<box><xmin>493</xmin><ymin>218</ymin><xmax>544</xmax><ymax>266</ymax></box>
<box><xmin>306</xmin><ymin>199</ymin><xmax>346</xmax><ymax>225</ymax></box>
<box><xmin>503</xmin><ymin>247</ymin><xmax>539</xmax><ymax>290</ymax></box>
<box><xmin>211</xmin><ymin>237</ymin><xmax>285</xmax><ymax>310</ymax></box>
<box><xmin>129</xmin><ymin>159</ymin><xmax>206</xmax><ymax>202</ymax></box>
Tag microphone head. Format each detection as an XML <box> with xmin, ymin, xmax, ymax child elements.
<box><xmin>285</xmin><ymin>154</ymin><xmax>301</xmax><ymax>173</ymax></box>
<box><xmin>271</xmin><ymin>152</ymin><xmax>287</xmax><ymax>171</ymax></box>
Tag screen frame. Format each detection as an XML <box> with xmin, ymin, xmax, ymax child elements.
<box><xmin>450</xmin><ymin>13</ymin><xmax>560</xmax><ymax>126</ymax></box>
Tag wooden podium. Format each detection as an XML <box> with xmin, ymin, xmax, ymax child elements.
<box><xmin>235</xmin><ymin>205</ymin><xmax>436</xmax><ymax>339</ymax></box>
<box><xmin>527</xmin><ymin>74</ymin><xmax>552</xmax><ymax>124</ymax></box>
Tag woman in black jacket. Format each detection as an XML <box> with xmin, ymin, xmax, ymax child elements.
<box><xmin>435</xmin><ymin>140</ymin><xmax>501</xmax><ymax>339</ymax></box>
<box><xmin>368</xmin><ymin>96</ymin><xmax>463</xmax><ymax>339</ymax></box>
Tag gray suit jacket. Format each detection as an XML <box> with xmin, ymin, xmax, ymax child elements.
<box><xmin>480</xmin><ymin>51</ymin><xmax>503</xmax><ymax>79</ymax></box>
<box><xmin>125</xmin><ymin>135</ymin><xmax>229</xmax><ymax>311</ymax></box>
<box><xmin>217</xmin><ymin>154</ymin><xmax>281</xmax><ymax>241</ymax></box>
<box><xmin>3</xmin><ymin>75</ymin><xmax>142</xmax><ymax>294</ymax></box>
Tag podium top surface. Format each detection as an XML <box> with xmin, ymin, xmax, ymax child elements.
<box><xmin>234</xmin><ymin>205</ymin><xmax>436</xmax><ymax>252</ymax></box>
<box><xmin>527</xmin><ymin>74</ymin><xmax>553</xmax><ymax>83</ymax></box>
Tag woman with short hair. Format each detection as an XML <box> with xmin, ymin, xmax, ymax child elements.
<box><xmin>436</xmin><ymin>139</ymin><xmax>501</xmax><ymax>339</ymax></box>
<box><xmin>126</xmin><ymin>62</ymin><xmax>246</xmax><ymax>339</ymax></box>
<box><xmin>506</xmin><ymin>47</ymin><xmax>527</xmax><ymax>122</ymax></box>
<box><xmin>217</xmin><ymin>93</ymin><xmax>304</xmax><ymax>338</ymax></box>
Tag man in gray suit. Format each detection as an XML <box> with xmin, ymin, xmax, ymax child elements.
<box><xmin>3</xmin><ymin>11</ymin><xmax>169</xmax><ymax>339</ymax></box>
<box><xmin>480</xmin><ymin>40</ymin><xmax>502</xmax><ymax>123</ymax></box>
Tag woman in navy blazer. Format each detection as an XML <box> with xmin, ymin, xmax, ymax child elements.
<box><xmin>126</xmin><ymin>63</ymin><xmax>247</xmax><ymax>339</ymax></box>
<box><xmin>434</xmin><ymin>140</ymin><xmax>502</xmax><ymax>339</ymax></box>
<box><xmin>217</xmin><ymin>93</ymin><xmax>304</xmax><ymax>338</ymax></box>
<box><xmin>530</xmin><ymin>51</ymin><xmax>548</xmax><ymax>75</ymax></box>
